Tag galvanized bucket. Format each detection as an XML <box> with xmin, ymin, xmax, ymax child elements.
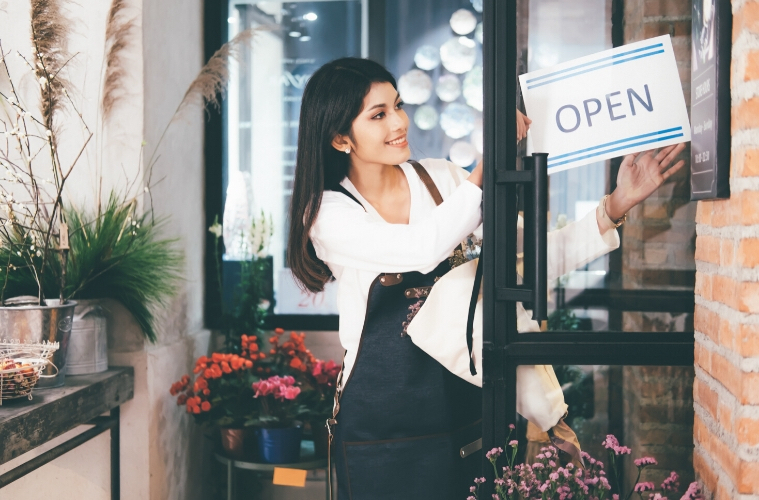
<box><xmin>66</xmin><ymin>300</ymin><xmax>108</xmax><ymax>375</ymax></box>
<box><xmin>0</xmin><ymin>298</ymin><xmax>77</xmax><ymax>388</ymax></box>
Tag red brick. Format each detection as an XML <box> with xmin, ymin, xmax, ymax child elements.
<box><xmin>695</xmin><ymin>342</ymin><xmax>712</xmax><ymax>372</ymax></box>
<box><xmin>734</xmin><ymin>1</ymin><xmax>759</xmax><ymax>43</ymax></box>
<box><xmin>734</xmin><ymin>98</ymin><xmax>759</xmax><ymax>131</ymax></box>
<box><xmin>733</xmin><ymin>149</ymin><xmax>759</xmax><ymax>177</ymax></box>
<box><xmin>697</xmin><ymin>201</ymin><xmax>713</xmax><ymax>224</ymax></box>
<box><xmin>741</xmin><ymin>191</ymin><xmax>759</xmax><ymax>225</ymax></box>
<box><xmin>695</xmin><ymin>273</ymin><xmax>713</xmax><ymax>301</ymax></box>
<box><xmin>712</xmin><ymin>351</ymin><xmax>742</xmax><ymax>399</ymax></box>
<box><xmin>713</xmin><ymin>430</ymin><xmax>741</xmax><ymax>485</ymax></box>
<box><xmin>695</xmin><ymin>304</ymin><xmax>718</xmax><ymax>341</ymax></box>
<box><xmin>718</xmin><ymin>401</ymin><xmax>733</xmax><ymax>434</ymax></box>
<box><xmin>694</xmin><ymin>449</ymin><xmax>718</xmax><ymax>495</ymax></box>
<box><xmin>711</xmin><ymin>195</ymin><xmax>739</xmax><ymax>227</ymax></box>
<box><xmin>695</xmin><ymin>377</ymin><xmax>719</xmax><ymax>419</ymax></box>
<box><xmin>742</xmin><ymin>372</ymin><xmax>759</xmax><ymax>405</ymax></box>
<box><xmin>713</xmin><ymin>275</ymin><xmax>738</xmax><ymax>310</ymax></box>
<box><xmin>737</xmin><ymin>416</ymin><xmax>759</xmax><ymax>447</ymax></box>
<box><xmin>746</xmin><ymin>51</ymin><xmax>759</xmax><ymax>82</ymax></box>
<box><xmin>738</xmin><ymin>239</ymin><xmax>759</xmax><ymax>267</ymax></box>
<box><xmin>643</xmin><ymin>0</ymin><xmax>690</xmax><ymax>17</ymax></box>
<box><xmin>721</xmin><ymin>239</ymin><xmax>735</xmax><ymax>267</ymax></box>
<box><xmin>716</xmin><ymin>484</ymin><xmax>733</xmax><ymax>500</ymax></box>
<box><xmin>739</xmin><ymin>461</ymin><xmax>759</xmax><ymax>494</ymax></box>
<box><xmin>719</xmin><ymin>319</ymin><xmax>737</xmax><ymax>351</ymax></box>
<box><xmin>739</xmin><ymin>324</ymin><xmax>759</xmax><ymax>357</ymax></box>
<box><xmin>644</xmin><ymin>20</ymin><xmax>691</xmax><ymax>38</ymax></box>
<box><xmin>695</xmin><ymin>235</ymin><xmax>720</xmax><ymax>264</ymax></box>
<box><xmin>738</xmin><ymin>281</ymin><xmax>759</xmax><ymax>313</ymax></box>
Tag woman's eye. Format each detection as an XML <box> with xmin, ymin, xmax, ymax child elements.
<box><xmin>396</xmin><ymin>101</ymin><xmax>405</xmax><ymax>109</ymax></box>
<box><xmin>372</xmin><ymin>112</ymin><xmax>385</xmax><ymax>120</ymax></box>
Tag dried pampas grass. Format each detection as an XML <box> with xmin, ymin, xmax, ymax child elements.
<box><xmin>30</xmin><ymin>0</ymin><xmax>72</xmax><ymax>130</ymax></box>
<box><xmin>101</xmin><ymin>0</ymin><xmax>138</xmax><ymax>122</ymax></box>
<box><xmin>175</xmin><ymin>28</ymin><xmax>262</xmax><ymax>117</ymax></box>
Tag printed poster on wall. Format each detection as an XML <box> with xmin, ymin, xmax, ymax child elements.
<box><xmin>519</xmin><ymin>35</ymin><xmax>691</xmax><ymax>175</ymax></box>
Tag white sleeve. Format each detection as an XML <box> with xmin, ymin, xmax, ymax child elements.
<box><xmin>310</xmin><ymin>181</ymin><xmax>483</xmax><ymax>274</ymax></box>
<box><xmin>546</xmin><ymin>204</ymin><xmax>620</xmax><ymax>282</ymax></box>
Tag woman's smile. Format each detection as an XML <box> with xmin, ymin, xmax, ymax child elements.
<box><xmin>386</xmin><ymin>134</ymin><xmax>408</xmax><ymax>147</ymax></box>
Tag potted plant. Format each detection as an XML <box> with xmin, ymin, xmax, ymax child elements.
<box><xmin>469</xmin><ymin>427</ymin><xmax>705</xmax><ymax>500</ymax></box>
<box><xmin>0</xmin><ymin>2</ymin><xmax>88</xmax><ymax>386</ymax></box>
<box><xmin>249</xmin><ymin>374</ymin><xmax>309</xmax><ymax>464</ymax></box>
<box><xmin>170</xmin><ymin>351</ymin><xmax>257</xmax><ymax>459</ymax></box>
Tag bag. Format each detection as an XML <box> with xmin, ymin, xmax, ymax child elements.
<box><xmin>406</xmin><ymin>163</ymin><xmax>620</xmax><ymax>432</ymax></box>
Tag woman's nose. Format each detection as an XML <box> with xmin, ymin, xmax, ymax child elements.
<box><xmin>389</xmin><ymin>109</ymin><xmax>407</xmax><ymax>131</ymax></box>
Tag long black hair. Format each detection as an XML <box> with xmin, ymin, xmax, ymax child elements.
<box><xmin>287</xmin><ymin>58</ymin><xmax>397</xmax><ymax>293</ymax></box>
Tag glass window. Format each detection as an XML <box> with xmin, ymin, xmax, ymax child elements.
<box><xmin>224</xmin><ymin>0</ymin><xmax>366</xmax><ymax>316</ymax></box>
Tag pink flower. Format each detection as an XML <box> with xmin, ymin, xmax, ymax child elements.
<box><xmin>470</xmin><ymin>486</ymin><xmax>476</xmax><ymax>493</ymax></box>
<box><xmin>486</xmin><ymin>447</ymin><xmax>503</xmax><ymax>460</ymax></box>
<box><xmin>680</xmin><ymin>481</ymin><xmax>704</xmax><ymax>500</ymax></box>
<box><xmin>635</xmin><ymin>482</ymin><xmax>656</xmax><ymax>492</ymax></box>
<box><xmin>662</xmin><ymin>471</ymin><xmax>680</xmax><ymax>492</ymax></box>
<box><xmin>602</xmin><ymin>435</ymin><xmax>620</xmax><ymax>449</ymax></box>
<box><xmin>635</xmin><ymin>457</ymin><xmax>658</xmax><ymax>467</ymax></box>
<box><xmin>474</xmin><ymin>477</ymin><xmax>486</xmax><ymax>484</ymax></box>
<box><xmin>616</xmin><ymin>446</ymin><xmax>632</xmax><ymax>455</ymax></box>
<box><xmin>509</xmin><ymin>440</ymin><xmax>518</xmax><ymax>447</ymax></box>
<box><xmin>509</xmin><ymin>424</ymin><xmax>516</xmax><ymax>430</ymax></box>
<box><xmin>282</xmin><ymin>386</ymin><xmax>301</xmax><ymax>400</ymax></box>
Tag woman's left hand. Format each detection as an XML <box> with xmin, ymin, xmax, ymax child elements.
<box><xmin>606</xmin><ymin>143</ymin><xmax>687</xmax><ymax>221</ymax></box>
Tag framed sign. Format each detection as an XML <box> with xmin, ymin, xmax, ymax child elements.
<box><xmin>690</xmin><ymin>0</ymin><xmax>732</xmax><ymax>200</ymax></box>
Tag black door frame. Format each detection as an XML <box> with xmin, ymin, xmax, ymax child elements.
<box><xmin>480</xmin><ymin>0</ymin><xmax>695</xmax><ymax>489</ymax></box>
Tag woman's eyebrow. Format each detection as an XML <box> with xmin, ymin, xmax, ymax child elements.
<box><xmin>366</xmin><ymin>93</ymin><xmax>402</xmax><ymax>112</ymax></box>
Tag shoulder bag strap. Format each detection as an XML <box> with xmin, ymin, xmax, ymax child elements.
<box><xmin>408</xmin><ymin>160</ymin><xmax>444</xmax><ymax>206</ymax></box>
<box><xmin>329</xmin><ymin>184</ymin><xmax>366</xmax><ymax>211</ymax></box>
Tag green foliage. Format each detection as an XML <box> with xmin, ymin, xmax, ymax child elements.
<box><xmin>223</xmin><ymin>257</ymin><xmax>274</xmax><ymax>353</ymax></box>
<box><xmin>0</xmin><ymin>193</ymin><xmax>184</xmax><ymax>342</ymax></box>
<box><xmin>547</xmin><ymin>308</ymin><xmax>582</xmax><ymax>331</ymax></box>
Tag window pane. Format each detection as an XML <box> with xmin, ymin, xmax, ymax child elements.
<box><xmin>224</xmin><ymin>1</ymin><xmax>364</xmax><ymax>314</ymax></box>
<box><xmin>523</xmin><ymin>0</ymin><xmax>695</xmax><ymax>332</ymax></box>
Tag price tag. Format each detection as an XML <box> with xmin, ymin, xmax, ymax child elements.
<box><xmin>272</xmin><ymin>467</ymin><xmax>307</xmax><ymax>487</ymax></box>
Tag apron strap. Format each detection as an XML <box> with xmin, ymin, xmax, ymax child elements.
<box><xmin>466</xmin><ymin>256</ymin><xmax>483</xmax><ymax>376</ymax></box>
<box><xmin>408</xmin><ymin>160</ymin><xmax>444</xmax><ymax>206</ymax></box>
<box><xmin>330</xmin><ymin>184</ymin><xmax>366</xmax><ymax>210</ymax></box>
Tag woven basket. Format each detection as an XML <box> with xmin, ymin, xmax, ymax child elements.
<box><xmin>0</xmin><ymin>340</ymin><xmax>59</xmax><ymax>403</ymax></box>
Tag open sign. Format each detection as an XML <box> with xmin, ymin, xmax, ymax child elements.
<box><xmin>519</xmin><ymin>35</ymin><xmax>691</xmax><ymax>175</ymax></box>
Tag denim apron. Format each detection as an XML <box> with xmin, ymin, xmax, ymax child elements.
<box><xmin>328</xmin><ymin>162</ymin><xmax>482</xmax><ymax>500</ymax></box>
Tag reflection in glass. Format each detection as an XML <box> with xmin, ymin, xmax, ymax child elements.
<box><xmin>462</xmin><ymin>65</ymin><xmax>483</xmax><ymax>111</ymax></box>
<box><xmin>449</xmin><ymin>140</ymin><xmax>477</xmax><ymax>167</ymax></box>
<box><xmin>449</xmin><ymin>8</ymin><xmax>477</xmax><ymax>35</ymax></box>
<box><xmin>475</xmin><ymin>22</ymin><xmax>483</xmax><ymax>44</ymax></box>
<box><xmin>470</xmin><ymin>0</ymin><xmax>483</xmax><ymax>13</ymax></box>
<box><xmin>470</xmin><ymin>119</ymin><xmax>483</xmax><ymax>154</ymax></box>
<box><xmin>414</xmin><ymin>44</ymin><xmax>441</xmax><ymax>70</ymax></box>
<box><xmin>413</xmin><ymin>105</ymin><xmax>439</xmax><ymax>130</ymax></box>
<box><xmin>440</xmin><ymin>102</ymin><xmax>475</xmax><ymax>139</ymax></box>
<box><xmin>435</xmin><ymin>74</ymin><xmax>462</xmax><ymax>102</ymax></box>
<box><xmin>397</xmin><ymin>69</ymin><xmax>433</xmax><ymax>104</ymax></box>
<box><xmin>440</xmin><ymin>36</ymin><xmax>477</xmax><ymax>74</ymax></box>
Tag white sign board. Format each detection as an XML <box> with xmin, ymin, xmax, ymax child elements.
<box><xmin>519</xmin><ymin>35</ymin><xmax>691</xmax><ymax>175</ymax></box>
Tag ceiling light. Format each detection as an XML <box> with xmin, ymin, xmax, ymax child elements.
<box><xmin>303</xmin><ymin>12</ymin><xmax>317</xmax><ymax>21</ymax></box>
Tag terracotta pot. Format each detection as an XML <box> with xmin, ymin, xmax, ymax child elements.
<box><xmin>220</xmin><ymin>428</ymin><xmax>247</xmax><ymax>459</ymax></box>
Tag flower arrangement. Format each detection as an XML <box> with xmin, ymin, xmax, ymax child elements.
<box><xmin>248</xmin><ymin>375</ymin><xmax>308</xmax><ymax>428</ymax></box>
<box><xmin>302</xmin><ymin>359</ymin><xmax>341</xmax><ymax>422</ymax></box>
<box><xmin>169</xmin><ymin>352</ymin><xmax>256</xmax><ymax>428</ymax></box>
<box><xmin>469</xmin><ymin>428</ymin><xmax>704</xmax><ymax>500</ymax></box>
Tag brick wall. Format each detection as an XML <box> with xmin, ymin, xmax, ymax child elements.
<box><xmin>621</xmin><ymin>0</ymin><xmax>696</xmax><ymax>493</ymax></box>
<box><xmin>693</xmin><ymin>1</ymin><xmax>759</xmax><ymax>498</ymax></box>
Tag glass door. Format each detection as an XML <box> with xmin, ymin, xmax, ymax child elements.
<box><xmin>482</xmin><ymin>0</ymin><xmax>695</xmax><ymax>494</ymax></box>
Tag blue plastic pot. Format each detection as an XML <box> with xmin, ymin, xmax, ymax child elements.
<box><xmin>255</xmin><ymin>425</ymin><xmax>303</xmax><ymax>464</ymax></box>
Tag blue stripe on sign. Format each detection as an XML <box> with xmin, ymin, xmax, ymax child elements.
<box><xmin>526</xmin><ymin>43</ymin><xmax>664</xmax><ymax>84</ymax></box>
<box><xmin>546</xmin><ymin>133</ymin><xmax>685</xmax><ymax>169</ymax></box>
<box><xmin>548</xmin><ymin>127</ymin><xmax>683</xmax><ymax>163</ymax></box>
<box><xmin>526</xmin><ymin>49</ymin><xmax>665</xmax><ymax>89</ymax></box>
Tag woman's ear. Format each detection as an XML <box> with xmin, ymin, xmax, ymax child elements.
<box><xmin>331</xmin><ymin>134</ymin><xmax>352</xmax><ymax>154</ymax></box>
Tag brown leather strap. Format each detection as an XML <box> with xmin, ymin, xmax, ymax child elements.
<box><xmin>408</xmin><ymin>160</ymin><xmax>444</xmax><ymax>206</ymax></box>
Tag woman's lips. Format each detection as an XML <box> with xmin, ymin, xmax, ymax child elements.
<box><xmin>386</xmin><ymin>135</ymin><xmax>408</xmax><ymax>147</ymax></box>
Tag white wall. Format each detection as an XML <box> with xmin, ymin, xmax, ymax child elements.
<box><xmin>0</xmin><ymin>0</ymin><xmax>211</xmax><ymax>498</ymax></box>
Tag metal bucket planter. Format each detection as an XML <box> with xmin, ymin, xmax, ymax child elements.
<box><xmin>0</xmin><ymin>298</ymin><xmax>77</xmax><ymax>388</ymax></box>
<box><xmin>66</xmin><ymin>300</ymin><xmax>108</xmax><ymax>375</ymax></box>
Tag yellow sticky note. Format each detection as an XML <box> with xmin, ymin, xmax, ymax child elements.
<box><xmin>272</xmin><ymin>467</ymin><xmax>307</xmax><ymax>487</ymax></box>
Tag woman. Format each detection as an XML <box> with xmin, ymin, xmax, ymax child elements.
<box><xmin>287</xmin><ymin>57</ymin><xmax>685</xmax><ymax>499</ymax></box>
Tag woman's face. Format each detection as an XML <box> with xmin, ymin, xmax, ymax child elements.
<box><xmin>344</xmin><ymin>81</ymin><xmax>410</xmax><ymax>166</ymax></box>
